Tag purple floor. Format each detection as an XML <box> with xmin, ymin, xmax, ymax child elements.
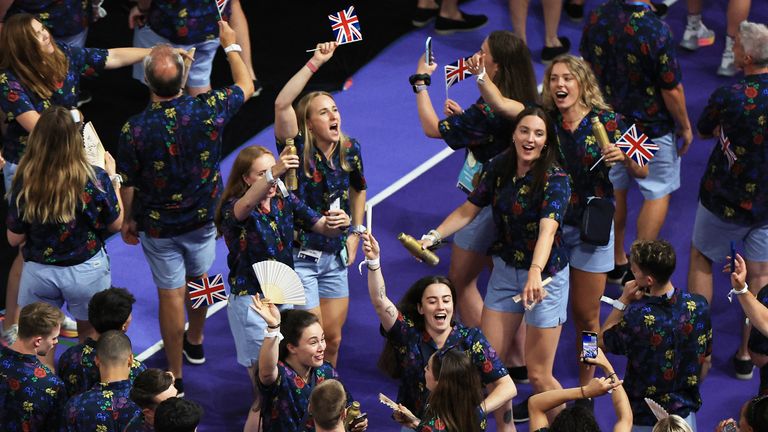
<box><xmin>99</xmin><ymin>0</ymin><xmax>768</xmax><ymax>430</ymax></box>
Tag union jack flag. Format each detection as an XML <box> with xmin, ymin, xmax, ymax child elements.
<box><xmin>720</xmin><ymin>127</ymin><xmax>737</xmax><ymax>169</ymax></box>
<box><xmin>187</xmin><ymin>274</ymin><xmax>227</xmax><ymax>309</ymax></box>
<box><xmin>444</xmin><ymin>57</ymin><xmax>473</xmax><ymax>89</ymax></box>
<box><xmin>329</xmin><ymin>6</ymin><xmax>362</xmax><ymax>45</ymax></box>
<box><xmin>216</xmin><ymin>0</ymin><xmax>228</xmax><ymax>15</ymax></box>
<box><xmin>616</xmin><ymin>124</ymin><xmax>659</xmax><ymax>167</ymax></box>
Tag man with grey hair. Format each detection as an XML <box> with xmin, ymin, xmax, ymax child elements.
<box><xmin>117</xmin><ymin>20</ymin><xmax>253</xmax><ymax>397</ymax></box>
<box><xmin>689</xmin><ymin>20</ymin><xmax>768</xmax><ymax>380</ymax></box>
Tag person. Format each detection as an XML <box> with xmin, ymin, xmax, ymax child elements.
<box><xmin>716</xmin><ymin>395</ymin><xmax>768</xmax><ymax>432</ymax></box>
<box><xmin>412</xmin><ymin>0</ymin><xmax>488</xmax><ymax>34</ymax></box>
<box><xmin>251</xmin><ymin>305</ymin><xmax>367</xmax><ymax>432</ymax></box>
<box><xmin>360</xmin><ymin>231</ymin><xmax>516</xmax><ymax>430</ymax></box>
<box><xmin>600</xmin><ymin>240</ymin><xmax>712</xmax><ymax>430</ymax></box>
<box><xmin>57</xmin><ymin>287</ymin><xmax>146</xmax><ymax>398</ymax></box>
<box><xmin>117</xmin><ymin>20</ymin><xmax>253</xmax><ymax>396</ymax></box>
<box><xmin>419</xmin><ymin>106</ymin><xmax>570</xmax><ymax>421</ymax></box>
<box><xmin>688</xmin><ymin>20</ymin><xmax>768</xmax><ymax>381</ymax></box>
<box><xmin>6</xmin><ymin>105</ymin><xmax>123</xmax><ymax>367</ymax></box>
<box><xmin>64</xmin><ymin>331</ymin><xmax>141</xmax><ymax>432</ymax></box>
<box><xmin>0</xmin><ymin>13</ymin><xmax>150</xmax><ymax>346</ymax></box>
<box><xmin>154</xmin><ymin>397</ymin><xmax>203</xmax><ymax>432</ymax></box>
<box><xmin>507</xmin><ymin>0</ymin><xmax>570</xmax><ymax>62</ymax></box>
<box><xmin>309</xmin><ymin>379</ymin><xmax>348</xmax><ymax>432</ymax></box>
<box><xmin>652</xmin><ymin>415</ymin><xmax>693</xmax><ymax>432</ymax></box>
<box><xmin>0</xmin><ymin>0</ymin><xmax>100</xmax><ymax>48</ymax></box>
<box><xmin>0</xmin><ymin>302</ymin><xmax>66</xmax><ymax>431</ymax></box>
<box><xmin>580</xmin><ymin>0</ymin><xmax>694</xmax><ymax>286</ymax></box>
<box><xmin>273</xmin><ymin>40</ymin><xmax>367</xmax><ymax>367</ymax></box>
<box><xmin>528</xmin><ymin>348</ymin><xmax>631</xmax><ymax>432</ymax></box>
<box><xmin>394</xmin><ymin>349</ymin><xmax>488</xmax><ymax>432</ymax></box>
<box><xmin>125</xmin><ymin>368</ymin><xmax>179</xmax><ymax>431</ymax></box>
<box><xmin>214</xmin><ymin>144</ymin><xmax>349</xmax><ymax>431</ymax></box>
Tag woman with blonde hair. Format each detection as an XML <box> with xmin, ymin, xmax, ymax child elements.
<box><xmin>652</xmin><ymin>415</ymin><xmax>693</xmax><ymax>432</ymax></box>
<box><xmin>273</xmin><ymin>41</ymin><xmax>367</xmax><ymax>367</ymax></box>
<box><xmin>6</xmin><ymin>106</ymin><xmax>123</xmax><ymax>366</ymax></box>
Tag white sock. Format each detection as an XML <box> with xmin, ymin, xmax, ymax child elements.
<box><xmin>686</xmin><ymin>14</ymin><xmax>702</xmax><ymax>29</ymax></box>
<box><xmin>724</xmin><ymin>35</ymin><xmax>734</xmax><ymax>53</ymax></box>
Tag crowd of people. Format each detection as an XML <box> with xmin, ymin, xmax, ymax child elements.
<box><xmin>0</xmin><ymin>0</ymin><xmax>767</xmax><ymax>430</ymax></box>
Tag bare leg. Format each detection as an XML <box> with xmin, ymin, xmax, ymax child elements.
<box><xmin>726</xmin><ymin>0</ymin><xmax>750</xmax><ymax>37</ymax></box>
<box><xmin>319</xmin><ymin>297</ymin><xmax>349</xmax><ymax>367</ymax></box>
<box><xmin>526</xmin><ymin>325</ymin><xmax>564</xmax><ymax>421</ymax></box>
<box><xmin>508</xmin><ymin>0</ymin><xmax>530</xmax><ymax>44</ymax></box>
<box><xmin>687</xmin><ymin>245</ymin><xmax>713</xmax><ymax>304</ymax></box>
<box><xmin>541</xmin><ymin>0</ymin><xmax>564</xmax><ymax>47</ymax></box>
<box><xmin>417</xmin><ymin>0</ymin><xmax>439</xmax><ymax>8</ymax></box>
<box><xmin>447</xmin><ymin>244</ymin><xmax>487</xmax><ymax>327</ymax></box>
<box><xmin>636</xmin><ymin>195</ymin><xmax>670</xmax><ymax>240</ymax></box>
<box><xmin>570</xmin><ymin>268</ymin><xmax>606</xmax><ymax>385</ymax></box>
<box><xmin>482</xmin><ymin>308</ymin><xmax>523</xmax><ymax>426</ymax></box>
<box><xmin>739</xmin><ymin>260</ymin><xmax>768</xmax><ymax>359</ymax></box>
<box><xmin>158</xmin><ymin>286</ymin><xmax>188</xmax><ymax>378</ymax></box>
<box><xmin>438</xmin><ymin>0</ymin><xmax>461</xmax><ymax>20</ymax></box>
<box><xmin>686</xmin><ymin>0</ymin><xmax>703</xmax><ymax>14</ymax></box>
<box><xmin>506</xmin><ymin>321</ymin><xmax>526</xmax><ymax>368</ymax></box>
<box><xmin>613</xmin><ymin>189</ymin><xmax>629</xmax><ymax>266</ymax></box>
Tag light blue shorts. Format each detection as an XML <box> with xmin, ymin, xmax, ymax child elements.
<box><xmin>57</xmin><ymin>28</ymin><xmax>88</xmax><ymax>49</ymax></box>
<box><xmin>609</xmin><ymin>133</ymin><xmax>680</xmax><ymax>200</ymax></box>
<box><xmin>632</xmin><ymin>412</ymin><xmax>696</xmax><ymax>432</ymax></box>
<box><xmin>484</xmin><ymin>256</ymin><xmax>569</xmax><ymax>328</ymax></box>
<box><xmin>139</xmin><ymin>222</ymin><xmax>217</xmax><ymax>289</ymax></box>
<box><xmin>293</xmin><ymin>250</ymin><xmax>349</xmax><ymax>310</ymax></box>
<box><xmin>132</xmin><ymin>25</ymin><xmax>219</xmax><ymax>88</ymax></box>
<box><xmin>227</xmin><ymin>294</ymin><xmax>293</xmax><ymax>368</ymax></box>
<box><xmin>19</xmin><ymin>248</ymin><xmax>111</xmax><ymax>320</ymax></box>
<box><xmin>692</xmin><ymin>202</ymin><xmax>768</xmax><ymax>263</ymax></box>
<box><xmin>562</xmin><ymin>223</ymin><xmax>614</xmax><ymax>273</ymax></box>
<box><xmin>3</xmin><ymin>161</ymin><xmax>18</xmax><ymax>202</ymax></box>
<box><xmin>454</xmin><ymin>205</ymin><xmax>496</xmax><ymax>254</ymax></box>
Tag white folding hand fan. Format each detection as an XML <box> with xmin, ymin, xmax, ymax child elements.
<box><xmin>252</xmin><ymin>260</ymin><xmax>305</xmax><ymax>305</ymax></box>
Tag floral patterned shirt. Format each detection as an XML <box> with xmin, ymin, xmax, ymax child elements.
<box><xmin>147</xmin><ymin>0</ymin><xmax>230</xmax><ymax>45</ymax></box>
<box><xmin>468</xmin><ymin>150</ymin><xmax>570</xmax><ymax>276</ymax></box>
<box><xmin>0</xmin><ymin>43</ymin><xmax>108</xmax><ymax>164</ymax></box>
<box><xmin>6</xmin><ymin>167</ymin><xmax>121</xmax><ymax>265</ymax></box>
<box><xmin>220</xmin><ymin>194</ymin><xmax>321</xmax><ymax>296</ymax></box>
<box><xmin>0</xmin><ymin>346</ymin><xmax>67</xmax><ymax>432</ymax></box>
<box><xmin>384</xmin><ymin>313</ymin><xmax>508</xmax><ymax>419</ymax></box>
<box><xmin>258</xmin><ymin>361</ymin><xmax>350</xmax><ymax>432</ymax></box>
<box><xmin>696</xmin><ymin>73</ymin><xmax>768</xmax><ymax>225</ymax></box>
<box><xmin>417</xmin><ymin>405</ymin><xmax>487</xmax><ymax>432</ymax></box>
<box><xmin>117</xmin><ymin>86</ymin><xmax>245</xmax><ymax>238</ymax></box>
<box><xmin>64</xmin><ymin>380</ymin><xmax>141</xmax><ymax>432</ymax></box>
<box><xmin>123</xmin><ymin>413</ymin><xmax>153</xmax><ymax>432</ymax></box>
<box><xmin>57</xmin><ymin>338</ymin><xmax>147</xmax><ymax>399</ymax></box>
<box><xmin>580</xmin><ymin>0</ymin><xmax>681</xmax><ymax>138</ymax></box>
<box><xmin>6</xmin><ymin>0</ymin><xmax>91</xmax><ymax>38</ymax></box>
<box><xmin>603</xmin><ymin>288</ymin><xmax>712</xmax><ymax>426</ymax></box>
<box><xmin>553</xmin><ymin>108</ymin><xmax>626</xmax><ymax>227</ymax></box>
<box><xmin>438</xmin><ymin>97</ymin><xmax>512</xmax><ymax>164</ymax></box>
<box><xmin>276</xmin><ymin>134</ymin><xmax>366</xmax><ymax>253</ymax></box>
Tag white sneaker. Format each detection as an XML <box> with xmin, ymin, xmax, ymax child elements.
<box><xmin>61</xmin><ymin>315</ymin><xmax>79</xmax><ymax>338</ymax></box>
<box><xmin>718</xmin><ymin>49</ymin><xmax>738</xmax><ymax>77</ymax></box>
<box><xmin>680</xmin><ymin>22</ymin><xmax>715</xmax><ymax>51</ymax></box>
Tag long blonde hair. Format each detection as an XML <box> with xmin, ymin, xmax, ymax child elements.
<box><xmin>13</xmin><ymin>106</ymin><xmax>97</xmax><ymax>224</ymax></box>
<box><xmin>295</xmin><ymin>91</ymin><xmax>353</xmax><ymax>178</ymax></box>
<box><xmin>542</xmin><ymin>55</ymin><xmax>611</xmax><ymax>113</ymax></box>
<box><xmin>214</xmin><ymin>145</ymin><xmax>274</xmax><ymax>235</ymax></box>
<box><xmin>0</xmin><ymin>14</ymin><xmax>68</xmax><ymax>100</ymax></box>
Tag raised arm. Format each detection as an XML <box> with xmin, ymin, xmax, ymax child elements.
<box><xmin>467</xmin><ymin>53</ymin><xmax>525</xmax><ymax>119</ymax></box>
<box><xmin>361</xmin><ymin>232</ymin><xmax>399</xmax><ymax>331</ymax></box>
<box><xmin>233</xmin><ymin>147</ymin><xmax>299</xmax><ymax>221</ymax></box>
<box><xmin>105</xmin><ymin>47</ymin><xmax>152</xmax><ymax>69</ymax></box>
<box><xmin>219</xmin><ymin>20</ymin><xmax>254</xmax><ymax>101</ymax></box>
<box><xmin>731</xmin><ymin>254</ymin><xmax>768</xmax><ymax>336</ymax></box>
<box><xmin>529</xmin><ymin>378</ymin><xmax>621</xmax><ymax>431</ymax></box>
<box><xmin>274</xmin><ymin>42</ymin><xmax>337</xmax><ymax>141</ymax></box>
<box><xmin>345</xmin><ymin>188</ymin><xmax>367</xmax><ymax>265</ymax></box>
<box><xmin>584</xmin><ymin>348</ymin><xmax>632</xmax><ymax>432</ymax></box>
<box><xmin>413</xmin><ymin>54</ymin><xmax>441</xmax><ymax>138</ymax></box>
<box><xmin>252</xmin><ymin>295</ymin><xmax>282</xmax><ymax>386</ymax></box>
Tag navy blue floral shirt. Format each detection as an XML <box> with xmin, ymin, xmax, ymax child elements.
<box><xmin>117</xmin><ymin>86</ymin><xmax>245</xmax><ymax>238</ymax></box>
<box><xmin>220</xmin><ymin>194</ymin><xmax>321</xmax><ymax>296</ymax></box>
<box><xmin>438</xmin><ymin>97</ymin><xmax>512</xmax><ymax>164</ymax></box>
<box><xmin>258</xmin><ymin>362</ymin><xmax>350</xmax><ymax>432</ymax></box>
<box><xmin>123</xmin><ymin>413</ymin><xmax>153</xmax><ymax>432</ymax></box>
<box><xmin>468</xmin><ymin>150</ymin><xmax>570</xmax><ymax>276</ymax></box>
<box><xmin>603</xmin><ymin>288</ymin><xmax>712</xmax><ymax>426</ymax></box>
<box><xmin>276</xmin><ymin>134</ymin><xmax>366</xmax><ymax>254</ymax></box>
<box><xmin>0</xmin><ymin>346</ymin><xmax>67</xmax><ymax>432</ymax></box>
<box><xmin>553</xmin><ymin>109</ymin><xmax>626</xmax><ymax>226</ymax></box>
<box><xmin>0</xmin><ymin>43</ymin><xmax>108</xmax><ymax>164</ymax></box>
<box><xmin>384</xmin><ymin>313</ymin><xmax>508</xmax><ymax>419</ymax></box>
<box><xmin>57</xmin><ymin>338</ymin><xmax>147</xmax><ymax>399</ymax></box>
<box><xmin>6</xmin><ymin>167</ymin><xmax>120</xmax><ymax>265</ymax></box>
<box><xmin>64</xmin><ymin>380</ymin><xmax>141</xmax><ymax>432</ymax></box>
<box><xmin>696</xmin><ymin>73</ymin><xmax>768</xmax><ymax>225</ymax></box>
<box><xmin>148</xmin><ymin>0</ymin><xmax>230</xmax><ymax>45</ymax></box>
<box><xmin>6</xmin><ymin>0</ymin><xmax>91</xmax><ymax>38</ymax></box>
<box><xmin>580</xmin><ymin>0</ymin><xmax>681</xmax><ymax>138</ymax></box>
<box><xmin>418</xmin><ymin>405</ymin><xmax>488</xmax><ymax>432</ymax></box>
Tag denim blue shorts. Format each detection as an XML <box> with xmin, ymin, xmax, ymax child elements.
<box><xmin>132</xmin><ymin>25</ymin><xmax>219</xmax><ymax>88</ymax></box>
<box><xmin>227</xmin><ymin>294</ymin><xmax>293</xmax><ymax>368</ymax></box>
<box><xmin>562</xmin><ymin>223</ymin><xmax>614</xmax><ymax>273</ymax></box>
<box><xmin>484</xmin><ymin>256</ymin><xmax>569</xmax><ymax>328</ymax></box>
<box><xmin>3</xmin><ymin>161</ymin><xmax>18</xmax><ymax>202</ymax></box>
<box><xmin>19</xmin><ymin>248</ymin><xmax>111</xmax><ymax>320</ymax></box>
<box><xmin>609</xmin><ymin>133</ymin><xmax>680</xmax><ymax>200</ymax></box>
<box><xmin>454</xmin><ymin>205</ymin><xmax>496</xmax><ymax>254</ymax></box>
<box><xmin>293</xmin><ymin>250</ymin><xmax>348</xmax><ymax>310</ymax></box>
<box><xmin>139</xmin><ymin>222</ymin><xmax>217</xmax><ymax>289</ymax></box>
<box><xmin>692</xmin><ymin>202</ymin><xmax>768</xmax><ymax>263</ymax></box>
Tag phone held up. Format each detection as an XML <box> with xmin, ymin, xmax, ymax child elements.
<box><xmin>582</xmin><ymin>331</ymin><xmax>598</xmax><ymax>360</ymax></box>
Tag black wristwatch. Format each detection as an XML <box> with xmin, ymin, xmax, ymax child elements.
<box><xmin>409</xmin><ymin>73</ymin><xmax>431</xmax><ymax>86</ymax></box>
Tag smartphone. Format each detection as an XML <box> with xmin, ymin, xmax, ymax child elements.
<box><xmin>350</xmin><ymin>412</ymin><xmax>368</xmax><ymax>428</ymax></box>
<box><xmin>730</xmin><ymin>240</ymin><xmax>736</xmax><ymax>273</ymax></box>
<box><xmin>425</xmin><ymin>37</ymin><xmax>433</xmax><ymax>65</ymax></box>
<box><xmin>723</xmin><ymin>421</ymin><xmax>737</xmax><ymax>432</ymax></box>
<box><xmin>582</xmin><ymin>331</ymin><xmax>598</xmax><ymax>360</ymax></box>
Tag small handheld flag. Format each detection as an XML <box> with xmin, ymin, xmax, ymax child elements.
<box><xmin>616</xmin><ymin>124</ymin><xmax>659</xmax><ymax>167</ymax></box>
<box><xmin>215</xmin><ymin>0</ymin><xmax>228</xmax><ymax>20</ymax></box>
<box><xmin>720</xmin><ymin>127</ymin><xmax>737</xmax><ymax>170</ymax></box>
<box><xmin>187</xmin><ymin>274</ymin><xmax>227</xmax><ymax>309</ymax></box>
<box><xmin>329</xmin><ymin>6</ymin><xmax>362</xmax><ymax>45</ymax></box>
<box><xmin>444</xmin><ymin>57</ymin><xmax>473</xmax><ymax>90</ymax></box>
